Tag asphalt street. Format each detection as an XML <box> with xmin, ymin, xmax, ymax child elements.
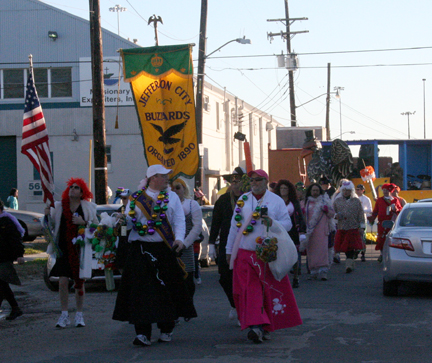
<box><xmin>1</xmin><ymin>245</ymin><xmax>431</xmax><ymax>363</ymax></box>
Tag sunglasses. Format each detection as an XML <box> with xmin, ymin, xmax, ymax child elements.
<box><xmin>69</xmin><ymin>185</ymin><xmax>81</xmax><ymax>190</ymax></box>
<box><xmin>250</xmin><ymin>177</ymin><xmax>264</xmax><ymax>182</ymax></box>
<box><xmin>174</xmin><ymin>185</ymin><xmax>183</xmax><ymax>190</ymax></box>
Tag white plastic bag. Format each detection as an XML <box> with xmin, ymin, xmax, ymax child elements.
<box><xmin>268</xmin><ymin>220</ymin><xmax>298</xmax><ymax>281</ymax></box>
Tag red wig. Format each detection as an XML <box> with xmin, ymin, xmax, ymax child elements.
<box><xmin>61</xmin><ymin>178</ymin><xmax>93</xmax><ymax>201</ymax></box>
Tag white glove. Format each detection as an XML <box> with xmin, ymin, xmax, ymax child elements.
<box><xmin>208</xmin><ymin>244</ymin><xmax>217</xmax><ymax>260</ymax></box>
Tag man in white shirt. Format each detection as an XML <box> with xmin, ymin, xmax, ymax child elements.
<box><xmin>113</xmin><ymin>165</ymin><xmax>197</xmax><ymax>347</ymax></box>
<box><xmin>355</xmin><ymin>184</ymin><xmax>372</xmax><ymax>262</ymax></box>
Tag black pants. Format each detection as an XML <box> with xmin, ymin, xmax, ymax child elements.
<box><xmin>0</xmin><ymin>279</ymin><xmax>18</xmax><ymax>308</ymax></box>
<box><xmin>218</xmin><ymin>259</ymin><xmax>235</xmax><ymax>308</ymax></box>
<box><xmin>135</xmin><ymin>321</ymin><xmax>176</xmax><ymax>339</ymax></box>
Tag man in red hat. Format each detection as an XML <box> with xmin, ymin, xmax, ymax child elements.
<box><xmin>226</xmin><ymin>169</ymin><xmax>302</xmax><ymax>343</ymax></box>
<box><xmin>368</xmin><ymin>183</ymin><xmax>402</xmax><ymax>262</ymax></box>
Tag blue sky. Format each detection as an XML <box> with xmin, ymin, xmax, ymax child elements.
<box><xmin>41</xmin><ymin>0</ymin><xmax>431</xmax><ymax>154</ymax></box>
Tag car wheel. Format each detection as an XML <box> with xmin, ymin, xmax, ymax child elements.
<box><xmin>383</xmin><ymin>278</ymin><xmax>399</xmax><ymax>297</ymax></box>
<box><xmin>43</xmin><ymin>265</ymin><xmax>59</xmax><ymax>291</ymax></box>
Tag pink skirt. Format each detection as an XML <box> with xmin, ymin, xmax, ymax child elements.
<box><xmin>334</xmin><ymin>228</ymin><xmax>363</xmax><ymax>253</ymax></box>
<box><xmin>233</xmin><ymin>248</ymin><xmax>302</xmax><ymax>332</ymax></box>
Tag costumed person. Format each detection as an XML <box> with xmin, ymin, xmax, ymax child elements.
<box><xmin>331</xmin><ymin>178</ymin><xmax>350</xmax><ymax>264</ymax></box>
<box><xmin>6</xmin><ymin>188</ymin><xmax>19</xmax><ymax>210</ymax></box>
<box><xmin>45</xmin><ymin>178</ymin><xmax>98</xmax><ymax>328</ymax></box>
<box><xmin>333</xmin><ymin>181</ymin><xmax>366</xmax><ymax>273</ymax></box>
<box><xmin>0</xmin><ymin>199</ymin><xmax>25</xmax><ymax>320</ymax></box>
<box><xmin>112</xmin><ymin>165</ymin><xmax>197</xmax><ymax>347</ymax></box>
<box><xmin>301</xmin><ymin>183</ymin><xmax>335</xmax><ymax>281</ymax></box>
<box><xmin>355</xmin><ymin>184</ymin><xmax>372</xmax><ymax>262</ymax></box>
<box><xmin>226</xmin><ymin>169</ymin><xmax>302</xmax><ymax>344</ymax></box>
<box><xmin>114</xmin><ymin>188</ymin><xmax>131</xmax><ymax>272</ymax></box>
<box><xmin>274</xmin><ymin>179</ymin><xmax>306</xmax><ymax>288</ymax></box>
<box><xmin>391</xmin><ymin>184</ymin><xmax>407</xmax><ymax>208</ymax></box>
<box><xmin>172</xmin><ymin>178</ymin><xmax>203</xmax><ymax>297</ymax></box>
<box><xmin>208</xmin><ymin>166</ymin><xmax>247</xmax><ymax>322</ymax></box>
<box><xmin>368</xmin><ymin>183</ymin><xmax>402</xmax><ymax>262</ymax></box>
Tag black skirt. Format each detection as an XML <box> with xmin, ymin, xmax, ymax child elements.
<box><xmin>112</xmin><ymin>241</ymin><xmax>197</xmax><ymax>325</ymax></box>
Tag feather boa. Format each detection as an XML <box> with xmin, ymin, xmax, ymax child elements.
<box><xmin>62</xmin><ymin>197</ymin><xmax>84</xmax><ymax>294</ymax></box>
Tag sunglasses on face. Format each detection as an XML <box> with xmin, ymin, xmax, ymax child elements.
<box><xmin>174</xmin><ymin>185</ymin><xmax>183</xmax><ymax>190</ymax></box>
<box><xmin>231</xmin><ymin>178</ymin><xmax>240</xmax><ymax>184</ymax></box>
<box><xmin>69</xmin><ymin>185</ymin><xmax>81</xmax><ymax>190</ymax></box>
<box><xmin>250</xmin><ymin>177</ymin><xmax>264</xmax><ymax>182</ymax></box>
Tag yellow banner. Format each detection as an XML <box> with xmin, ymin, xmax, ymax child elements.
<box><xmin>123</xmin><ymin>46</ymin><xmax>198</xmax><ymax>179</ymax></box>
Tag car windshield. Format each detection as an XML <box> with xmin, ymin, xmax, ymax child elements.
<box><xmin>399</xmin><ymin>207</ymin><xmax>432</xmax><ymax>227</ymax></box>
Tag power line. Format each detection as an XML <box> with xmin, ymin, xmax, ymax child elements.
<box><xmin>205</xmin><ymin>45</ymin><xmax>432</xmax><ymax>60</ymax></box>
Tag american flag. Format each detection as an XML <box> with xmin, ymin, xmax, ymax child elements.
<box><xmin>21</xmin><ymin>71</ymin><xmax>55</xmax><ymax>205</ymax></box>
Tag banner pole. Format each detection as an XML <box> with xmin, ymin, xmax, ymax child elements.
<box><xmin>89</xmin><ymin>139</ymin><xmax>93</xmax><ymax>192</ymax></box>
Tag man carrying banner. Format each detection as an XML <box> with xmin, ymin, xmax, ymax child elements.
<box><xmin>112</xmin><ymin>164</ymin><xmax>197</xmax><ymax>347</ymax></box>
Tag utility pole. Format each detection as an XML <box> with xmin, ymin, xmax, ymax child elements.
<box><xmin>267</xmin><ymin>1</ymin><xmax>308</xmax><ymax>127</ymax></box>
<box><xmin>325</xmin><ymin>63</ymin><xmax>331</xmax><ymax>140</ymax></box>
<box><xmin>195</xmin><ymin>0</ymin><xmax>207</xmax><ymax>190</ymax></box>
<box><xmin>89</xmin><ymin>0</ymin><xmax>108</xmax><ymax>204</ymax></box>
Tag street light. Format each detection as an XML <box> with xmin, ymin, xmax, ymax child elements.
<box><xmin>334</xmin><ymin>86</ymin><xmax>344</xmax><ymax>138</ymax></box>
<box><xmin>423</xmin><ymin>79</ymin><xmax>426</xmax><ymax>138</ymax></box>
<box><xmin>401</xmin><ymin>111</ymin><xmax>416</xmax><ymax>139</ymax></box>
<box><xmin>206</xmin><ymin>37</ymin><xmax>251</xmax><ymax>58</ymax></box>
<box><xmin>109</xmin><ymin>4</ymin><xmax>127</xmax><ymax>36</ymax></box>
<box><xmin>195</xmin><ymin>36</ymin><xmax>251</xmax><ymax>190</ymax></box>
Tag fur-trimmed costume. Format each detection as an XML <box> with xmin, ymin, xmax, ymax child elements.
<box><xmin>304</xmin><ymin>194</ymin><xmax>336</xmax><ymax>276</ymax></box>
<box><xmin>47</xmin><ymin>199</ymin><xmax>98</xmax><ymax>281</ymax></box>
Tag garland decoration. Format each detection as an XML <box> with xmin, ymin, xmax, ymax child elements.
<box><xmin>255</xmin><ymin>236</ymin><xmax>278</xmax><ymax>263</ymax></box>
<box><xmin>129</xmin><ymin>188</ymin><xmax>169</xmax><ymax>235</ymax></box>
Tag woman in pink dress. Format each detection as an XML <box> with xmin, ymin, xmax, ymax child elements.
<box><xmin>302</xmin><ymin>183</ymin><xmax>335</xmax><ymax>281</ymax></box>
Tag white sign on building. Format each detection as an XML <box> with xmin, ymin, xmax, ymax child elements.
<box><xmin>79</xmin><ymin>56</ymin><xmax>134</xmax><ymax>107</ymax></box>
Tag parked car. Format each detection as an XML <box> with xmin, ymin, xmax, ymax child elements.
<box><xmin>43</xmin><ymin>204</ymin><xmax>123</xmax><ymax>291</ymax></box>
<box><xmin>4</xmin><ymin>207</ymin><xmax>44</xmax><ymax>241</ymax></box>
<box><xmin>382</xmin><ymin>202</ymin><xmax>432</xmax><ymax>296</ymax></box>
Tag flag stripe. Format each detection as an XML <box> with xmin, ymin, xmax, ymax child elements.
<box><xmin>21</xmin><ymin>71</ymin><xmax>55</xmax><ymax>205</ymax></box>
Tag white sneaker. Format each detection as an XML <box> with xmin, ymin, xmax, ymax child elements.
<box><xmin>158</xmin><ymin>332</ymin><xmax>173</xmax><ymax>342</ymax></box>
<box><xmin>229</xmin><ymin>308</ymin><xmax>237</xmax><ymax>320</ymax></box>
<box><xmin>56</xmin><ymin>314</ymin><xmax>70</xmax><ymax>328</ymax></box>
<box><xmin>74</xmin><ymin>312</ymin><xmax>85</xmax><ymax>327</ymax></box>
<box><xmin>196</xmin><ymin>277</ymin><xmax>202</xmax><ymax>284</ymax></box>
<box><xmin>133</xmin><ymin>334</ymin><xmax>151</xmax><ymax>346</ymax></box>
<box><xmin>247</xmin><ymin>328</ymin><xmax>263</xmax><ymax>344</ymax></box>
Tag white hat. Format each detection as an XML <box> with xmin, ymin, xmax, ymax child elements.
<box><xmin>146</xmin><ymin>164</ymin><xmax>172</xmax><ymax>179</ymax></box>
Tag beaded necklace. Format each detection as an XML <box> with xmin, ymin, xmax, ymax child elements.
<box><xmin>128</xmin><ymin>187</ymin><xmax>169</xmax><ymax>236</ymax></box>
<box><xmin>234</xmin><ymin>191</ymin><xmax>266</xmax><ymax>235</ymax></box>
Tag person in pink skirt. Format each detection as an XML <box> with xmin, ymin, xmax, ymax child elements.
<box><xmin>301</xmin><ymin>183</ymin><xmax>336</xmax><ymax>281</ymax></box>
<box><xmin>226</xmin><ymin>169</ymin><xmax>302</xmax><ymax>344</ymax></box>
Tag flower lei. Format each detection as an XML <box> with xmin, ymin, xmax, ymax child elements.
<box><xmin>234</xmin><ymin>193</ymin><xmax>265</xmax><ymax>236</ymax></box>
<box><xmin>129</xmin><ymin>187</ymin><xmax>169</xmax><ymax>235</ymax></box>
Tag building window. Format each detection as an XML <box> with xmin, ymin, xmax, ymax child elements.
<box><xmin>1</xmin><ymin>68</ymin><xmax>72</xmax><ymax>99</ymax></box>
<box><xmin>3</xmin><ymin>69</ymin><xmax>24</xmax><ymax>99</ymax></box>
<box><xmin>216</xmin><ymin>102</ymin><xmax>220</xmax><ymax>130</ymax></box>
<box><xmin>203</xmin><ymin>95</ymin><xmax>211</xmax><ymax>112</ymax></box>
